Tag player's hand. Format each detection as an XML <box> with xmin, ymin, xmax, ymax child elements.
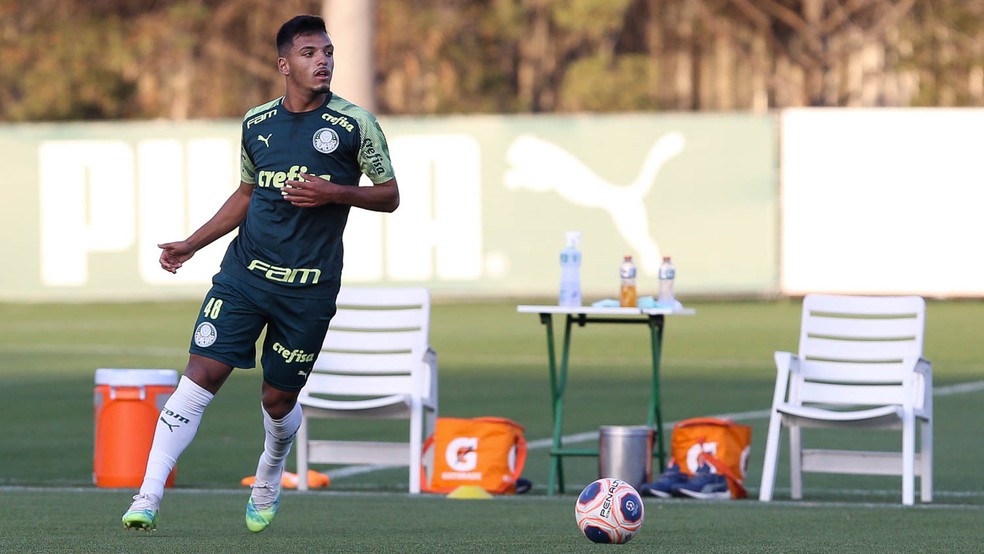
<box><xmin>158</xmin><ymin>241</ymin><xmax>196</xmax><ymax>273</ymax></box>
<box><xmin>282</xmin><ymin>173</ymin><xmax>337</xmax><ymax>208</ymax></box>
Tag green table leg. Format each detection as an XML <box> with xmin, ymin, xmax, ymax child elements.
<box><xmin>647</xmin><ymin>314</ymin><xmax>667</xmax><ymax>469</ymax></box>
<box><xmin>536</xmin><ymin>313</ymin><xmax>558</xmax><ymax>495</ymax></box>
<box><xmin>536</xmin><ymin>311</ymin><xmax>669</xmax><ymax>494</ymax></box>
<box><xmin>538</xmin><ymin>312</ymin><xmax>576</xmax><ymax>495</ymax></box>
<box><xmin>554</xmin><ymin>314</ymin><xmax>575</xmax><ymax>493</ymax></box>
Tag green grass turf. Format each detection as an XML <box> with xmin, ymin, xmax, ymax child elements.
<box><xmin>1</xmin><ymin>298</ymin><xmax>983</xmax><ymax>551</ymax></box>
<box><xmin>1</xmin><ymin>489</ymin><xmax>982</xmax><ymax>553</ymax></box>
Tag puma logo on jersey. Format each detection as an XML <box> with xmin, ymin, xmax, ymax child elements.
<box><xmin>257</xmin><ymin>134</ymin><xmax>272</xmax><ymax>147</ymax></box>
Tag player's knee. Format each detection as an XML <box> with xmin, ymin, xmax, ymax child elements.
<box><xmin>261</xmin><ymin>385</ymin><xmax>298</xmax><ymax>419</ymax></box>
<box><xmin>183</xmin><ymin>355</ymin><xmax>233</xmax><ymax>394</ymax></box>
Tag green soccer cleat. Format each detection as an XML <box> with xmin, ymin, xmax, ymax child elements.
<box><xmin>122</xmin><ymin>493</ymin><xmax>160</xmax><ymax>531</ymax></box>
<box><xmin>245</xmin><ymin>481</ymin><xmax>280</xmax><ymax>533</ymax></box>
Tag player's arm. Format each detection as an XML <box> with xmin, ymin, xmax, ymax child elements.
<box><xmin>282</xmin><ymin>174</ymin><xmax>399</xmax><ymax>213</ymax></box>
<box><xmin>158</xmin><ymin>181</ymin><xmax>253</xmax><ymax>273</ymax></box>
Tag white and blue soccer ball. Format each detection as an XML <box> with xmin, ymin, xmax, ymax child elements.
<box><xmin>574</xmin><ymin>478</ymin><xmax>645</xmax><ymax>544</ymax></box>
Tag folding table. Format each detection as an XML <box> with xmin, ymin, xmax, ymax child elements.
<box><xmin>517</xmin><ymin>305</ymin><xmax>695</xmax><ymax>495</ymax></box>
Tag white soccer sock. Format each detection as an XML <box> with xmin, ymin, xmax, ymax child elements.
<box><xmin>253</xmin><ymin>402</ymin><xmax>302</xmax><ymax>485</ymax></box>
<box><xmin>138</xmin><ymin>375</ymin><xmax>214</xmax><ymax>499</ymax></box>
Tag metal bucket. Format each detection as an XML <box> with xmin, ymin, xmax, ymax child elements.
<box><xmin>598</xmin><ymin>425</ymin><xmax>656</xmax><ymax>492</ymax></box>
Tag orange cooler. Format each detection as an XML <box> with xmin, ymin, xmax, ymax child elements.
<box><xmin>94</xmin><ymin>368</ymin><xmax>179</xmax><ymax>488</ymax></box>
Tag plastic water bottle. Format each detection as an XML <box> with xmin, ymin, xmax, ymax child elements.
<box><xmin>559</xmin><ymin>231</ymin><xmax>582</xmax><ymax>307</ymax></box>
<box><xmin>619</xmin><ymin>255</ymin><xmax>637</xmax><ymax>308</ymax></box>
<box><xmin>658</xmin><ymin>256</ymin><xmax>676</xmax><ymax>304</ymax></box>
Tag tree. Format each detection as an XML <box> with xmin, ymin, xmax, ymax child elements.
<box><xmin>0</xmin><ymin>0</ymin><xmax>320</xmax><ymax>121</ymax></box>
<box><xmin>0</xmin><ymin>0</ymin><xmax>981</xmax><ymax>121</ymax></box>
<box><xmin>900</xmin><ymin>0</ymin><xmax>984</xmax><ymax>106</ymax></box>
<box><xmin>703</xmin><ymin>0</ymin><xmax>918</xmax><ymax>106</ymax></box>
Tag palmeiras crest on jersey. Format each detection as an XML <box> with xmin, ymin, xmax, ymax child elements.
<box><xmin>194</xmin><ymin>322</ymin><xmax>217</xmax><ymax>347</ymax></box>
<box><xmin>312</xmin><ymin>127</ymin><xmax>340</xmax><ymax>154</ymax></box>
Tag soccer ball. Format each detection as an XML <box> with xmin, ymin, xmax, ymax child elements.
<box><xmin>574</xmin><ymin>478</ymin><xmax>645</xmax><ymax>544</ymax></box>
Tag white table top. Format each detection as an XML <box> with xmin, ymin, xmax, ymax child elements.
<box><xmin>517</xmin><ymin>305</ymin><xmax>696</xmax><ymax>316</ymax></box>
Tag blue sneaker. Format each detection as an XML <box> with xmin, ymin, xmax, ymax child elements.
<box><xmin>673</xmin><ymin>462</ymin><xmax>729</xmax><ymax>499</ymax></box>
<box><xmin>515</xmin><ymin>477</ymin><xmax>533</xmax><ymax>494</ymax></box>
<box><xmin>641</xmin><ymin>461</ymin><xmax>688</xmax><ymax>498</ymax></box>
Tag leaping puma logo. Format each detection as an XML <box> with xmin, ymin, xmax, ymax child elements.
<box><xmin>504</xmin><ymin>132</ymin><xmax>685</xmax><ymax>274</ymax></box>
<box><xmin>257</xmin><ymin>134</ymin><xmax>272</xmax><ymax>147</ymax></box>
<box><xmin>160</xmin><ymin>416</ymin><xmax>179</xmax><ymax>432</ymax></box>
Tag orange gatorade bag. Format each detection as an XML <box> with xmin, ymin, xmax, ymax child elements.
<box><xmin>421</xmin><ymin>417</ymin><xmax>527</xmax><ymax>494</ymax></box>
<box><xmin>671</xmin><ymin>417</ymin><xmax>752</xmax><ymax>499</ymax></box>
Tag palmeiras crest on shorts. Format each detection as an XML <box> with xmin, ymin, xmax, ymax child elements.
<box><xmin>194</xmin><ymin>322</ymin><xmax>217</xmax><ymax>347</ymax></box>
<box><xmin>312</xmin><ymin>127</ymin><xmax>340</xmax><ymax>154</ymax></box>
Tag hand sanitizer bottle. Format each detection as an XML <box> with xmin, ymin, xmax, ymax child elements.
<box><xmin>559</xmin><ymin>232</ymin><xmax>582</xmax><ymax>307</ymax></box>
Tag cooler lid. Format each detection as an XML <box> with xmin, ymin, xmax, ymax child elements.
<box><xmin>95</xmin><ymin>368</ymin><xmax>179</xmax><ymax>387</ymax></box>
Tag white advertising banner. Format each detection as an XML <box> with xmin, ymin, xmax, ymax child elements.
<box><xmin>781</xmin><ymin>108</ymin><xmax>984</xmax><ymax>297</ymax></box>
<box><xmin>0</xmin><ymin>115</ymin><xmax>777</xmax><ymax>302</ymax></box>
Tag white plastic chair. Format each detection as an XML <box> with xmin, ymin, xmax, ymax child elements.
<box><xmin>295</xmin><ymin>287</ymin><xmax>438</xmax><ymax>493</ymax></box>
<box><xmin>759</xmin><ymin>294</ymin><xmax>932</xmax><ymax>505</ymax></box>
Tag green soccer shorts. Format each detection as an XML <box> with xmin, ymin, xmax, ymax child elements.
<box><xmin>188</xmin><ymin>272</ymin><xmax>338</xmax><ymax>392</ymax></box>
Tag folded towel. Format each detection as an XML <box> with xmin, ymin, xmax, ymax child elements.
<box><xmin>591</xmin><ymin>296</ymin><xmax>684</xmax><ymax>310</ymax></box>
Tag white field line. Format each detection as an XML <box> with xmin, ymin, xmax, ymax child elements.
<box><xmin>2</xmin><ymin>484</ymin><xmax>981</xmax><ymax>507</ymax></box>
<box><xmin>326</xmin><ymin>379</ymin><xmax>984</xmax><ymax>480</ymax></box>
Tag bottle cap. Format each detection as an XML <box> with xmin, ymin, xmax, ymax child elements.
<box><xmin>565</xmin><ymin>231</ymin><xmax>582</xmax><ymax>247</ymax></box>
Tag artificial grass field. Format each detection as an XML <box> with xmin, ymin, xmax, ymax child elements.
<box><xmin>1</xmin><ymin>298</ymin><xmax>983</xmax><ymax>552</ymax></box>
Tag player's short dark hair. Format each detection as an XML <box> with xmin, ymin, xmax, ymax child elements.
<box><xmin>276</xmin><ymin>15</ymin><xmax>327</xmax><ymax>56</ymax></box>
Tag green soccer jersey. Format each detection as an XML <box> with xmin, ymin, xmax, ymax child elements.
<box><xmin>220</xmin><ymin>93</ymin><xmax>396</xmax><ymax>298</ymax></box>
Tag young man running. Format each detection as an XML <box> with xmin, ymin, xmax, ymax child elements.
<box><xmin>122</xmin><ymin>14</ymin><xmax>399</xmax><ymax>533</ymax></box>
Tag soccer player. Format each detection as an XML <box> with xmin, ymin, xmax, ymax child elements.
<box><xmin>122</xmin><ymin>14</ymin><xmax>399</xmax><ymax>533</ymax></box>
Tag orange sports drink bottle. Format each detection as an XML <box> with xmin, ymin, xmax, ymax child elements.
<box><xmin>619</xmin><ymin>255</ymin><xmax>637</xmax><ymax>308</ymax></box>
